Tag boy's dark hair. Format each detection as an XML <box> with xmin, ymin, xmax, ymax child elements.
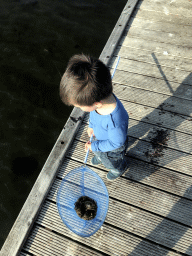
<box><xmin>60</xmin><ymin>54</ymin><xmax>113</xmax><ymax>106</ymax></box>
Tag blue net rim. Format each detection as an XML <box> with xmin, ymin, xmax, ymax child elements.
<box><xmin>56</xmin><ymin>166</ymin><xmax>109</xmax><ymax>237</ymax></box>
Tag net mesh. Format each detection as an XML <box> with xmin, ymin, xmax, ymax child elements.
<box><xmin>56</xmin><ymin>165</ymin><xmax>109</xmax><ymax>237</ymax></box>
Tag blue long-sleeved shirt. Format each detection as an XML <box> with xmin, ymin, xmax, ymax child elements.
<box><xmin>89</xmin><ymin>93</ymin><xmax>129</xmax><ymax>152</ymax></box>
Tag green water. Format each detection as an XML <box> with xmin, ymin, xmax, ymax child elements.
<box><xmin>0</xmin><ymin>0</ymin><xmax>127</xmax><ymax>248</ymax></box>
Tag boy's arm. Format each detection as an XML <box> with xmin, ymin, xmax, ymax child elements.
<box><xmin>91</xmin><ymin>123</ymin><xmax>128</xmax><ymax>152</ymax></box>
<box><xmin>88</xmin><ymin>115</ymin><xmax>93</xmax><ymax>128</ymax></box>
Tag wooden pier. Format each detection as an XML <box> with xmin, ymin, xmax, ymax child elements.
<box><xmin>1</xmin><ymin>0</ymin><xmax>192</xmax><ymax>255</ymax></box>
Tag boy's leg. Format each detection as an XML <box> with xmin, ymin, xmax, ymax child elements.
<box><xmin>91</xmin><ymin>136</ymin><xmax>123</xmax><ymax>168</ymax></box>
<box><xmin>91</xmin><ymin>155</ymin><xmax>102</xmax><ymax>165</ymax></box>
<box><xmin>107</xmin><ymin>157</ymin><xmax>128</xmax><ymax>181</ymax></box>
<box><xmin>92</xmin><ymin>136</ymin><xmax>129</xmax><ymax>180</ymax></box>
<box><xmin>106</xmin><ymin>136</ymin><xmax>129</xmax><ymax>181</ymax></box>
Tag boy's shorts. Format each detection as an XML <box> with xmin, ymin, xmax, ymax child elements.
<box><xmin>92</xmin><ymin>136</ymin><xmax>129</xmax><ymax>172</ymax></box>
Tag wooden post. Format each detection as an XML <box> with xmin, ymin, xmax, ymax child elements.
<box><xmin>100</xmin><ymin>0</ymin><xmax>139</xmax><ymax>65</ymax></box>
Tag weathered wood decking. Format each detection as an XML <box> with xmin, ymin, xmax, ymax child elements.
<box><xmin>1</xmin><ymin>0</ymin><xmax>192</xmax><ymax>255</ymax></box>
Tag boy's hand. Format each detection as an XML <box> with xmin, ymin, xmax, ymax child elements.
<box><xmin>87</xmin><ymin>127</ymin><xmax>95</xmax><ymax>137</ymax></box>
<box><xmin>85</xmin><ymin>141</ymin><xmax>92</xmax><ymax>152</ymax></box>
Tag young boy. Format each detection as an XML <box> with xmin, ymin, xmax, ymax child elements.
<box><xmin>60</xmin><ymin>54</ymin><xmax>129</xmax><ymax>181</ymax></box>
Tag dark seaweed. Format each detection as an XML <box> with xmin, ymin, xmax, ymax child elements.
<box><xmin>145</xmin><ymin>129</ymin><xmax>169</xmax><ymax>162</ymax></box>
<box><xmin>74</xmin><ymin>196</ymin><xmax>97</xmax><ymax>221</ymax></box>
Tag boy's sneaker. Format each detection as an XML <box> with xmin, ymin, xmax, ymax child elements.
<box><xmin>106</xmin><ymin>159</ymin><xmax>128</xmax><ymax>181</ymax></box>
<box><xmin>91</xmin><ymin>156</ymin><xmax>101</xmax><ymax>165</ymax></box>
<box><xmin>106</xmin><ymin>170</ymin><xmax>122</xmax><ymax>181</ymax></box>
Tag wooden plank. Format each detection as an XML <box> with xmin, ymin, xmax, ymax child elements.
<box><xmin>52</xmin><ymin>155</ymin><xmax>192</xmax><ymax>227</ymax></box>
<box><xmin>128</xmin><ymin>119</ymin><xmax>192</xmax><ymax>155</ymax></box>
<box><xmin>79</xmin><ymin>118</ymin><xmax>192</xmax><ymax>169</ymax></box>
<box><xmin>40</xmin><ymin>199</ymin><xmax>192</xmax><ymax>255</ymax></box>
<box><xmin>100</xmin><ymin>0</ymin><xmax>140</xmax><ymax>65</ymax></box>
<box><xmin>112</xmin><ymin>69</ymin><xmax>192</xmax><ymax>100</ymax></box>
<box><xmin>113</xmin><ymin>100</ymin><xmax>192</xmax><ymax>135</ymax></box>
<box><xmin>114</xmin><ymin>47</ymin><xmax>192</xmax><ymax>73</ymax></box>
<box><xmin>106</xmin><ymin>200</ymin><xmax>192</xmax><ymax>255</ymax></box>
<box><xmin>128</xmin><ymin>17</ymin><xmax>192</xmax><ymax>38</ymax></box>
<box><xmin>88</xmin><ymin>115</ymin><xmax>192</xmax><ymax>155</ymax></box>
<box><xmin>125</xmin><ymin>25</ymin><xmax>192</xmax><ymax>48</ymax></box>
<box><xmin>82</xmin><ymin>102</ymin><xmax>192</xmax><ymax>176</ymax></box>
<box><xmin>62</xmin><ymin>147</ymin><xmax>192</xmax><ymax>225</ymax></box>
<box><xmin>110</xmin><ymin>56</ymin><xmax>192</xmax><ymax>86</ymax></box>
<box><xmin>34</xmin><ymin>201</ymin><xmax>182</xmax><ymax>256</ymax></box>
<box><xmin>138</xmin><ymin>0</ymin><xmax>192</xmax><ymax>17</ymax></box>
<box><xmin>23</xmin><ymin>226</ymin><xmax>104</xmax><ymax>256</ymax></box>
<box><xmin>112</xmin><ymin>82</ymin><xmax>192</xmax><ymax>117</ymax></box>
<box><xmin>132</xmin><ymin>7</ymin><xmax>192</xmax><ymax>26</ymax></box>
<box><xmin>58</xmin><ymin>156</ymin><xmax>192</xmax><ymax>201</ymax></box>
<box><xmin>0</xmin><ymin>108</ymin><xmax>85</xmax><ymax>256</ymax></box>
<box><xmin>47</xmin><ymin>180</ymin><xmax>192</xmax><ymax>253</ymax></box>
<box><xmin>118</xmin><ymin>36</ymin><xmax>192</xmax><ymax>59</ymax></box>
<box><xmin>123</xmin><ymin>157</ymin><xmax>192</xmax><ymax>201</ymax></box>
<box><xmin>128</xmin><ymin>136</ymin><xmax>192</xmax><ymax>176</ymax></box>
<box><xmin>76</xmin><ymin>120</ymin><xmax>192</xmax><ymax>199</ymax></box>
<box><xmin>141</xmin><ymin>0</ymin><xmax>192</xmax><ymax>10</ymax></box>
<box><xmin>83</xmin><ymin>86</ymin><xmax>192</xmax><ymax>136</ymax></box>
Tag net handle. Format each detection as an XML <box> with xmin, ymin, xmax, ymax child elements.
<box><xmin>84</xmin><ymin>56</ymin><xmax>120</xmax><ymax>164</ymax></box>
<box><xmin>111</xmin><ymin>56</ymin><xmax>120</xmax><ymax>79</ymax></box>
<box><xmin>84</xmin><ymin>133</ymin><xmax>93</xmax><ymax>164</ymax></box>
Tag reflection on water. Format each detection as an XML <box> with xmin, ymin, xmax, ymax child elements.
<box><xmin>0</xmin><ymin>0</ymin><xmax>127</xmax><ymax>248</ymax></box>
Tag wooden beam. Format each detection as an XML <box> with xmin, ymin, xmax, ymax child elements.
<box><xmin>100</xmin><ymin>0</ymin><xmax>140</xmax><ymax>66</ymax></box>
